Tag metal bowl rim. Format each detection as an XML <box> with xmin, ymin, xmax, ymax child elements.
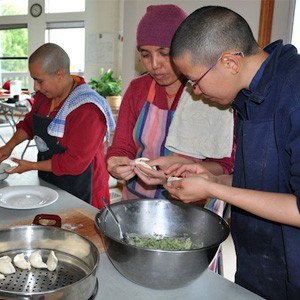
<box><xmin>0</xmin><ymin>224</ymin><xmax>100</xmax><ymax>296</ymax></box>
<box><xmin>95</xmin><ymin>198</ymin><xmax>230</xmax><ymax>252</ymax></box>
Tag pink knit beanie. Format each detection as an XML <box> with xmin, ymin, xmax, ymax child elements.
<box><xmin>136</xmin><ymin>4</ymin><xmax>188</xmax><ymax>48</ymax></box>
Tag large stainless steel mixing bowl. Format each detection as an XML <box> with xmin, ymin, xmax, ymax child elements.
<box><xmin>95</xmin><ymin>199</ymin><xmax>229</xmax><ymax>289</ymax></box>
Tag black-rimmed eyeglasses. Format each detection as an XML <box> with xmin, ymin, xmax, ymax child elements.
<box><xmin>187</xmin><ymin>52</ymin><xmax>244</xmax><ymax>89</ymax></box>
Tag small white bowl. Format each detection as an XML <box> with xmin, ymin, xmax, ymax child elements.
<box><xmin>0</xmin><ymin>163</ymin><xmax>11</xmax><ymax>181</ymax></box>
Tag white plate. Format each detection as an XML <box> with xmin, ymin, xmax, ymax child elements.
<box><xmin>0</xmin><ymin>186</ymin><xmax>58</xmax><ymax>209</ymax></box>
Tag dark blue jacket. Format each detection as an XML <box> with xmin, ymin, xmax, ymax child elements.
<box><xmin>232</xmin><ymin>40</ymin><xmax>300</xmax><ymax>300</ymax></box>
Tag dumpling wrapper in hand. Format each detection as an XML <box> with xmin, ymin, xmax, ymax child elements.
<box><xmin>13</xmin><ymin>253</ymin><xmax>31</xmax><ymax>270</ymax></box>
<box><xmin>47</xmin><ymin>250</ymin><xmax>58</xmax><ymax>271</ymax></box>
<box><xmin>135</xmin><ymin>157</ymin><xmax>157</xmax><ymax>175</ymax></box>
<box><xmin>167</xmin><ymin>176</ymin><xmax>183</xmax><ymax>182</ymax></box>
<box><xmin>0</xmin><ymin>256</ymin><xmax>16</xmax><ymax>274</ymax></box>
<box><xmin>29</xmin><ymin>250</ymin><xmax>47</xmax><ymax>269</ymax></box>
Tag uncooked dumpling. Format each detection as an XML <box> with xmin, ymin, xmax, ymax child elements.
<box><xmin>0</xmin><ymin>273</ymin><xmax>5</xmax><ymax>280</ymax></box>
<box><xmin>0</xmin><ymin>256</ymin><xmax>16</xmax><ymax>274</ymax></box>
<box><xmin>47</xmin><ymin>250</ymin><xmax>58</xmax><ymax>271</ymax></box>
<box><xmin>135</xmin><ymin>157</ymin><xmax>157</xmax><ymax>175</ymax></box>
<box><xmin>29</xmin><ymin>250</ymin><xmax>47</xmax><ymax>269</ymax></box>
<box><xmin>13</xmin><ymin>253</ymin><xmax>31</xmax><ymax>270</ymax></box>
<box><xmin>0</xmin><ymin>256</ymin><xmax>12</xmax><ymax>263</ymax></box>
<box><xmin>167</xmin><ymin>176</ymin><xmax>182</xmax><ymax>182</ymax></box>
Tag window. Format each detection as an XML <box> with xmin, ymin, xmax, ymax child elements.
<box><xmin>45</xmin><ymin>0</ymin><xmax>85</xmax><ymax>13</ymax></box>
<box><xmin>0</xmin><ymin>0</ymin><xmax>28</xmax><ymax>16</ymax></box>
<box><xmin>0</xmin><ymin>2</ymin><xmax>86</xmax><ymax>90</ymax></box>
<box><xmin>0</xmin><ymin>25</ymin><xmax>28</xmax><ymax>89</ymax></box>
<box><xmin>45</xmin><ymin>22</ymin><xmax>85</xmax><ymax>74</ymax></box>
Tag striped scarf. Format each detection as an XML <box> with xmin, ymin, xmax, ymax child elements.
<box><xmin>47</xmin><ymin>83</ymin><xmax>115</xmax><ymax>141</ymax></box>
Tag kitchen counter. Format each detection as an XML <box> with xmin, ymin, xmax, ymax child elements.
<box><xmin>0</xmin><ymin>171</ymin><xmax>263</xmax><ymax>300</ymax></box>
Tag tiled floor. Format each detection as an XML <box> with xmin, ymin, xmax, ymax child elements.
<box><xmin>0</xmin><ymin>122</ymin><xmax>237</xmax><ymax>283</ymax></box>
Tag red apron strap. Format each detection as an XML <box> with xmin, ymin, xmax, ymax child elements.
<box><xmin>147</xmin><ymin>79</ymin><xmax>185</xmax><ymax>110</ymax></box>
<box><xmin>170</xmin><ymin>83</ymin><xmax>185</xmax><ymax>110</ymax></box>
<box><xmin>147</xmin><ymin>79</ymin><xmax>156</xmax><ymax>104</ymax></box>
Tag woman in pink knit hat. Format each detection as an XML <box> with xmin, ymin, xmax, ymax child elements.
<box><xmin>106</xmin><ymin>4</ymin><xmax>234</xmax><ymax>272</ymax></box>
<box><xmin>106</xmin><ymin>4</ymin><xmax>234</xmax><ymax>212</ymax></box>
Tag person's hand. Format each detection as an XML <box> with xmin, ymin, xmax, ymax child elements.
<box><xmin>107</xmin><ymin>156</ymin><xmax>136</xmax><ymax>181</ymax></box>
<box><xmin>6</xmin><ymin>157</ymin><xmax>35</xmax><ymax>174</ymax></box>
<box><xmin>0</xmin><ymin>144</ymin><xmax>13</xmax><ymax>162</ymax></box>
<box><xmin>168</xmin><ymin>163</ymin><xmax>216</xmax><ymax>182</ymax></box>
<box><xmin>148</xmin><ymin>156</ymin><xmax>193</xmax><ymax>172</ymax></box>
<box><xmin>134</xmin><ymin>164</ymin><xmax>167</xmax><ymax>185</ymax></box>
<box><xmin>163</xmin><ymin>164</ymin><xmax>218</xmax><ymax>203</ymax></box>
<box><xmin>163</xmin><ymin>176</ymin><xmax>213</xmax><ymax>203</ymax></box>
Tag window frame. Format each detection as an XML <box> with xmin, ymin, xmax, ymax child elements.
<box><xmin>0</xmin><ymin>23</ymin><xmax>29</xmax><ymax>89</ymax></box>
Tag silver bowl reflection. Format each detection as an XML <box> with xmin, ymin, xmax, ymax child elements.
<box><xmin>95</xmin><ymin>199</ymin><xmax>229</xmax><ymax>289</ymax></box>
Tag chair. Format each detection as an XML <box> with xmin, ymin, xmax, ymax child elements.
<box><xmin>21</xmin><ymin>140</ymin><xmax>36</xmax><ymax>159</ymax></box>
<box><xmin>20</xmin><ymin>98</ymin><xmax>36</xmax><ymax>159</ymax></box>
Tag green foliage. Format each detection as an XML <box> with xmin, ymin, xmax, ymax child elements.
<box><xmin>0</xmin><ymin>1</ymin><xmax>28</xmax><ymax>72</ymax></box>
<box><xmin>0</xmin><ymin>0</ymin><xmax>27</xmax><ymax>16</ymax></box>
<box><xmin>89</xmin><ymin>69</ymin><xmax>122</xmax><ymax>97</ymax></box>
<box><xmin>0</xmin><ymin>28</ymin><xmax>28</xmax><ymax>72</ymax></box>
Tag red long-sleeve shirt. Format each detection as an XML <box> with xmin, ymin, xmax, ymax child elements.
<box><xmin>107</xmin><ymin>73</ymin><xmax>234</xmax><ymax>174</ymax></box>
<box><xmin>17</xmin><ymin>77</ymin><xmax>109</xmax><ymax>208</ymax></box>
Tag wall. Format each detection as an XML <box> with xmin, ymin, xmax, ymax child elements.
<box><xmin>272</xmin><ymin>0</ymin><xmax>295</xmax><ymax>43</ymax></box>
<box><xmin>1</xmin><ymin>0</ymin><xmax>296</xmax><ymax>93</ymax></box>
<box><xmin>85</xmin><ymin>0</ymin><xmax>122</xmax><ymax>80</ymax></box>
<box><xmin>121</xmin><ymin>0</ymin><xmax>294</xmax><ymax>92</ymax></box>
<box><xmin>29</xmin><ymin>0</ymin><xmax>121</xmax><ymax>84</ymax></box>
<box><xmin>2</xmin><ymin>0</ymin><xmax>121</xmax><ymax>91</ymax></box>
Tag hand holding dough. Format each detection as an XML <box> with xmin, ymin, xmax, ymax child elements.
<box><xmin>135</xmin><ymin>157</ymin><xmax>157</xmax><ymax>175</ymax></box>
<box><xmin>167</xmin><ymin>176</ymin><xmax>183</xmax><ymax>182</ymax></box>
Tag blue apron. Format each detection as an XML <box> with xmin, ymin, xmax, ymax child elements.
<box><xmin>232</xmin><ymin>99</ymin><xmax>300</xmax><ymax>299</ymax></box>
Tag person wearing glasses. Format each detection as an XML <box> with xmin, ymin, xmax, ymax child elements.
<box><xmin>164</xmin><ymin>6</ymin><xmax>300</xmax><ymax>300</ymax></box>
<box><xmin>106</xmin><ymin>4</ymin><xmax>234</xmax><ymax>204</ymax></box>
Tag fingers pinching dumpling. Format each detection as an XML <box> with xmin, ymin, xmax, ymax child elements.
<box><xmin>134</xmin><ymin>157</ymin><xmax>157</xmax><ymax>175</ymax></box>
<box><xmin>167</xmin><ymin>176</ymin><xmax>182</xmax><ymax>182</ymax></box>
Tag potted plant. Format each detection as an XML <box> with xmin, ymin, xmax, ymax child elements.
<box><xmin>89</xmin><ymin>68</ymin><xmax>122</xmax><ymax>111</ymax></box>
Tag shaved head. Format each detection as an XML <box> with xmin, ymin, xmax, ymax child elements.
<box><xmin>29</xmin><ymin>43</ymin><xmax>70</xmax><ymax>75</ymax></box>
